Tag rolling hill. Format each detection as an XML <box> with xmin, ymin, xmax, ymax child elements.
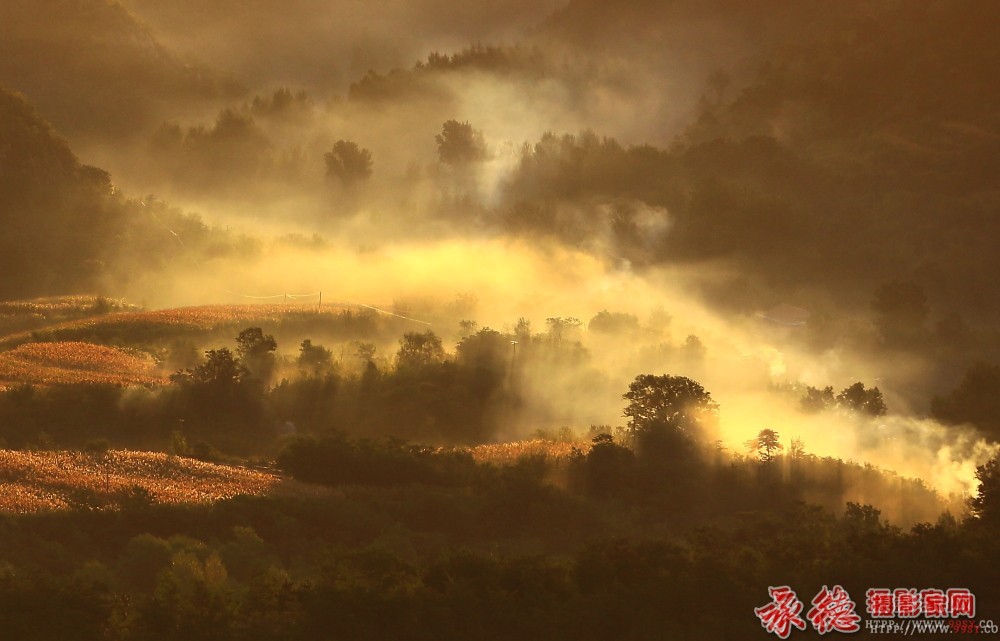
<box><xmin>0</xmin><ymin>448</ymin><xmax>283</xmax><ymax>513</ymax></box>
<box><xmin>0</xmin><ymin>0</ymin><xmax>241</xmax><ymax>140</ymax></box>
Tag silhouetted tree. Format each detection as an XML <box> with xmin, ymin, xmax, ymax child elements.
<box><xmin>236</xmin><ymin>327</ymin><xmax>277</xmax><ymax>381</ymax></box>
<box><xmin>298</xmin><ymin>339</ymin><xmax>333</xmax><ymax>375</ymax></box>
<box><xmin>514</xmin><ymin>317</ymin><xmax>532</xmax><ymax>343</ymax></box>
<box><xmin>587</xmin><ymin>310</ymin><xmax>639</xmax><ymax>335</ymax></box>
<box><xmin>682</xmin><ymin>334</ymin><xmax>706</xmax><ymax>363</ymax></box>
<box><xmin>573</xmin><ymin>433</ymin><xmax>635</xmax><ymax>496</ymax></box>
<box><xmin>545</xmin><ymin>317</ymin><xmax>582</xmax><ymax>343</ymax></box>
<box><xmin>456</xmin><ymin>328</ymin><xmax>507</xmax><ymax>371</ymax></box>
<box><xmin>169</xmin><ymin>347</ymin><xmax>269</xmax><ymax>438</ymax></box>
<box><xmin>970</xmin><ymin>458</ymin><xmax>1000</xmax><ymax>527</ymax></box>
<box><xmin>353</xmin><ymin>341</ymin><xmax>377</xmax><ymax>364</ymax></box>
<box><xmin>250</xmin><ymin>87</ymin><xmax>312</xmax><ymax>118</ymax></box>
<box><xmin>171</xmin><ymin>348</ymin><xmax>247</xmax><ymax>389</ymax></box>
<box><xmin>435</xmin><ymin>120</ymin><xmax>487</xmax><ymax>166</ymax></box>
<box><xmin>324</xmin><ymin>140</ymin><xmax>373</xmax><ymax>188</ymax></box>
<box><xmin>836</xmin><ymin>382</ymin><xmax>887</xmax><ymax>416</ymax></box>
<box><xmin>842</xmin><ymin>502</ymin><xmax>890</xmax><ymax>541</ymax></box>
<box><xmin>457</xmin><ymin>319</ymin><xmax>478</xmax><ymax>339</ymax></box>
<box><xmin>801</xmin><ymin>386</ymin><xmax>835</xmax><ymax>413</ymax></box>
<box><xmin>396</xmin><ymin>330</ymin><xmax>445</xmax><ymax>370</ymax></box>
<box><xmin>456</xmin><ymin>328</ymin><xmax>510</xmax><ymax>403</ymax></box>
<box><xmin>746</xmin><ymin>428</ymin><xmax>783</xmax><ymax>462</ymax></box>
<box><xmin>623</xmin><ymin>374</ymin><xmax>719</xmax><ymax>440</ymax></box>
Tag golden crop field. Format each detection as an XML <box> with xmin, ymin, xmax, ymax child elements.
<box><xmin>70</xmin><ymin>304</ymin><xmax>319</xmax><ymax>331</ymax></box>
<box><xmin>0</xmin><ymin>341</ymin><xmax>166</xmax><ymax>388</ymax></box>
<box><xmin>0</xmin><ymin>295</ymin><xmax>137</xmax><ymax>317</ymax></box>
<box><xmin>469</xmin><ymin>439</ymin><xmax>584</xmax><ymax>465</ymax></box>
<box><xmin>0</xmin><ymin>303</ymin><xmax>352</xmax><ymax>349</ymax></box>
<box><xmin>0</xmin><ymin>449</ymin><xmax>282</xmax><ymax>513</ymax></box>
<box><xmin>0</xmin><ymin>295</ymin><xmax>141</xmax><ymax>338</ymax></box>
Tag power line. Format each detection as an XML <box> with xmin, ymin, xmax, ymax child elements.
<box><xmin>220</xmin><ymin>289</ymin><xmax>286</xmax><ymax>300</ymax></box>
<box><xmin>351</xmin><ymin>302</ymin><xmax>433</xmax><ymax>326</ymax></box>
<box><xmin>220</xmin><ymin>289</ymin><xmax>322</xmax><ymax>300</ymax></box>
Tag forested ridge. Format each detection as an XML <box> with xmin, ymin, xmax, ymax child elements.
<box><xmin>0</xmin><ymin>0</ymin><xmax>998</xmax><ymax>638</ymax></box>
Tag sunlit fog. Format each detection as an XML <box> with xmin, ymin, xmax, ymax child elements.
<box><xmin>1</xmin><ymin>1</ymin><xmax>998</xmax><ymax>637</ymax></box>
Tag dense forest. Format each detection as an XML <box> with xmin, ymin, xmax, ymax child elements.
<box><xmin>0</xmin><ymin>0</ymin><xmax>998</xmax><ymax>638</ymax></box>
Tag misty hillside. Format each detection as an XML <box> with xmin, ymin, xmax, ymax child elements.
<box><xmin>0</xmin><ymin>0</ymin><xmax>996</xmax><ymax>340</ymax></box>
<box><xmin>2</xmin><ymin>2</ymin><xmax>1000</xmax><ymax>638</ymax></box>
<box><xmin>681</xmin><ymin>0</ymin><xmax>1000</xmax><ymax>173</ymax></box>
<box><xmin>0</xmin><ymin>87</ymin><xmax>250</xmax><ymax>299</ymax></box>
<box><xmin>0</xmin><ymin>87</ymin><xmax>120</xmax><ymax>298</ymax></box>
<box><xmin>109</xmin><ymin>1</ymin><xmax>1000</xmax><ymax>318</ymax></box>
<box><xmin>0</xmin><ymin>0</ymin><xmax>241</xmax><ymax>140</ymax></box>
<box><xmin>120</xmin><ymin>0</ymin><xmax>563</xmax><ymax>91</ymax></box>
<box><xmin>521</xmin><ymin>0</ymin><xmax>1000</xmax><ymax>316</ymax></box>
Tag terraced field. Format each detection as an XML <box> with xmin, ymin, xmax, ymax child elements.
<box><xmin>0</xmin><ymin>302</ymin><xmax>354</xmax><ymax>350</ymax></box>
<box><xmin>0</xmin><ymin>295</ymin><xmax>132</xmax><ymax>316</ymax></box>
<box><xmin>0</xmin><ymin>449</ymin><xmax>283</xmax><ymax>512</ymax></box>
<box><xmin>0</xmin><ymin>295</ymin><xmax>139</xmax><ymax>336</ymax></box>
<box><xmin>0</xmin><ymin>300</ymin><xmax>380</xmax><ymax>388</ymax></box>
<box><xmin>0</xmin><ymin>341</ymin><xmax>166</xmax><ymax>389</ymax></box>
<box><xmin>469</xmin><ymin>439</ymin><xmax>583</xmax><ymax>465</ymax></box>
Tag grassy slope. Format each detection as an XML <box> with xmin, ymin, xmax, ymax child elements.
<box><xmin>0</xmin><ymin>301</ymin><xmax>369</xmax><ymax>387</ymax></box>
<box><xmin>0</xmin><ymin>449</ymin><xmax>285</xmax><ymax>513</ymax></box>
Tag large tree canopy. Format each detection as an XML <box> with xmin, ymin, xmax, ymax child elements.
<box><xmin>396</xmin><ymin>330</ymin><xmax>445</xmax><ymax>371</ymax></box>
<box><xmin>623</xmin><ymin>374</ymin><xmax>719</xmax><ymax>438</ymax></box>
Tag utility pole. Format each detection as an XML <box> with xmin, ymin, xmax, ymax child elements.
<box><xmin>508</xmin><ymin>340</ymin><xmax>518</xmax><ymax>386</ymax></box>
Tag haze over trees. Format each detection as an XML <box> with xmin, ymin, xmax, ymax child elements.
<box><xmin>324</xmin><ymin>140</ymin><xmax>373</xmax><ymax>188</ymax></box>
<box><xmin>435</xmin><ymin>119</ymin><xmax>488</xmax><ymax>166</ymax></box>
<box><xmin>0</xmin><ymin>0</ymin><xmax>998</xmax><ymax>638</ymax></box>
